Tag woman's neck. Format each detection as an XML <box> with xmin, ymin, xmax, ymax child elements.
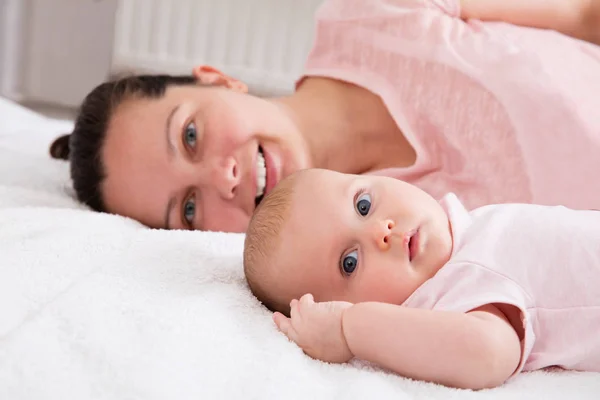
<box><xmin>276</xmin><ymin>77</ymin><xmax>415</xmax><ymax>174</ymax></box>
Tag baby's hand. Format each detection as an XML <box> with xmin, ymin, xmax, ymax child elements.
<box><xmin>273</xmin><ymin>294</ymin><xmax>354</xmax><ymax>364</ymax></box>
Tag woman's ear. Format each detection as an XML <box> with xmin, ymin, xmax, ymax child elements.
<box><xmin>192</xmin><ymin>65</ymin><xmax>248</xmax><ymax>93</ymax></box>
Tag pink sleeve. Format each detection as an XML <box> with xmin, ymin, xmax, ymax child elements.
<box><xmin>314</xmin><ymin>0</ymin><xmax>461</xmax><ymax>21</ymax></box>
<box><xmin>403</xmin><ymin>262</ymin><xmax>535</xmax><ymax>377</ymax></box>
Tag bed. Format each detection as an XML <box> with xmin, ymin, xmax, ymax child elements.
<box><xmin>1</xmin><ymin>96</ymin><xmax>599</xmax><ymax>399</ymax></box>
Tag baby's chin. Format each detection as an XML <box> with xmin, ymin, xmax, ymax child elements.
<box><xmin>427</xmin><ymin>230</ymin><xmax>453</xmax><ymax>273</ymax></box>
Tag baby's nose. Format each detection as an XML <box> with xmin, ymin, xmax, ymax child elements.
<box><xmin>373</xmin><ymin>219</ymin><xmax>395</xmax><ymax>251</ymax></box>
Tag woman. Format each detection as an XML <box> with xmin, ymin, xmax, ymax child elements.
<box><xmin>50</xmin><ymin>0</ymin><xmax>600</xmax><ymax>233</ymax></box>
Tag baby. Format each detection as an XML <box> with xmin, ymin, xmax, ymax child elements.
<box><xmin>243</xmin><ymin>168</ymin><xmax>600</xmax><ymax>389</ymax></box>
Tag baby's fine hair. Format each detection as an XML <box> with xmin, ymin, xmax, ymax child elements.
<box><xmin>243</xmin><ymin>170</ymin><xmax>307</xmax><ymax>314</ymax></box>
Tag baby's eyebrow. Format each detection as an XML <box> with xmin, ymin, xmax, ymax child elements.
<box><xmin>330</xmin><ymin>240</ymin><xmax>345</xmax><ymax>279</ymax></box>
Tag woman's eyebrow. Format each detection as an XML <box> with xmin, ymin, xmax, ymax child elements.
<box><xmin>162</xmin><ymin>104</ymin><xmax>181</xmax><ymax>230</ymax></box>
<box><xmin>164</xmin><ymin>197</ymin><xmax>176</xmax><ymax>230</ymax></box>
<box><xmin>165</xmin><ymin>104</ymin><xmax>180</xmax><ymax>158</ymax></box>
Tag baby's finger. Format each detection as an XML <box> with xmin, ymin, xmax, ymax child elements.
<box><xmin>274</xmin><ymin>313</ymin><xmax>300</xmax><ymax>344</ymax></box>
<box><xmin>273</xmin><ymin>312</ymin><xmax>289</xmax><ymax>330</ymax></box>
<box><xmin>284</xmin><ymin>324</ymin><xmax>300</xmax><ymax>344</ymax></box>
<box><xmin>274</xmin><ymin>312</ymin><xmax>292</xmax><ymax>334</ymax></box>
<box><xmin>299</xmin><ymin>293</ymin><xmax>314</xmax><ymax>305</ymax></box>
<box><xmin>290</xmin><ymin>298</ymin><xmax>301</xmax><ymax>324</ymax></box>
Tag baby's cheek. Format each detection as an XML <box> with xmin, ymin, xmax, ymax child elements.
<box><xmin>370</xmin><ymin>272</ymin><xmax>413</xmax><ymax>304</ymax></box>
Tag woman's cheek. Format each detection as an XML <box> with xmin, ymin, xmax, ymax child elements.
<box><xmin>211</xmin><ymin>114</ymin><xmax>253</xmax><ymax>152</ymax></box>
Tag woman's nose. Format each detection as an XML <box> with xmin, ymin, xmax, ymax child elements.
<box><xmin>214</xmin><ymin>156</ymin><xmax>240</xmax><ymax>200</ymax></box>
<box><xmin>371</xmin><ymin>219</ymin><xmax>395</xmax><ymax>251</ymax></box>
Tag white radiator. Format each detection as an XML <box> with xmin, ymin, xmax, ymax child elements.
<box><xmin>111</xmin><ymin>0</ymin><xmax>324</xmax><ymax>96</ymax></box>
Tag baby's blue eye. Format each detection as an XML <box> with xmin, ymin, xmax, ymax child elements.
<box><xmin>183</xmin><ymin>196</ymin><xmax>195</xmax><ymax>225</ymax></box>
<box><xmin>355</xmin><ymin>193</ymin><xmax>371</xmax><ymax>216</ymax></box>
<box><xmin>184</xmin><ymin>122</ymin><xmax>197</xmax><ymax>149</ymax></box>
<box><xmin>341</xmin><ymin>250</ymin><xmax>358</xmax><ymax>275</ymax></box>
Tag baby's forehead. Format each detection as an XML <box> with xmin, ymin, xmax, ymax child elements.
<box><xmin>275</xmin><ymin>210</ymin><xmax>330</xmax><ymax>268</ymax></box>
<box><xmin>283</xmin><ymin>173</ymin><xmax>344</xmax><ymax>230</ymax></box>
<box><xmin>269</xmin><ymin>168</ymin><xmax>344</xmax><ymax>254</ymax></box>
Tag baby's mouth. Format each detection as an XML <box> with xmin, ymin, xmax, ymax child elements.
<box><xmin>255</xmin><ymin>146</ymin><xmax>266</xmax><ymax>207</ymax></box>
<box><xmin>408</xmin><ymin>229</ymin><xmax>420</xmax><ymax>262</ymax></box>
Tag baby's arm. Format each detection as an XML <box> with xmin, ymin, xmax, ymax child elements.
<box><xmin>342</xmin><ymin>302</ymin><xmax>521</xmax><ymax>389</ymax></box>
<box><xmin>460</xmin><ymin>0</ymin><xmax>599</xmax><ymax>45</ymax></box>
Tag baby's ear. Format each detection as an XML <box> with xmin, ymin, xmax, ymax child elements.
<box><xmin>49</xmin><ymin>134</ymin><xmax>71</xmax><ymax>160</ymax></box>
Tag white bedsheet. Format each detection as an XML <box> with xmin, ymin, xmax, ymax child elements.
<box><xmin>1</xmin><ymin>96</ymin><xmax>599</xmax><ymax>400</ymax></box>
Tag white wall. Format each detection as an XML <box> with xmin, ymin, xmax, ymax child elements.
<box><xmin>0</xmin><ymin>0</ymin><xmax>118</xmax><ymax>107</ymax></box>
<box><xmin>23</xmin><ymin>0</ymin><xmax>118</xmax><ymax>107</ymax></box>
<box><xmin>0</xmin><ymin>0</ymin><xmax>27</xmax><ymax>100</ymax></box>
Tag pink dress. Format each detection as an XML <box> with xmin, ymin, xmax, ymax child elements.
<box><xmin>299</xmin><ymin>0</ymin><xmax>600</xmax><ymax>210</ymax></box>
<box><xmin>404</xmin><ymin>194</ymin><xmax>600</xmax><ymax>374</ymax></box>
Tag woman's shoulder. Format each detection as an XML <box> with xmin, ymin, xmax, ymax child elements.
<box><xmin>303</xmin><ymin>0</ymin><xmax>466</xmax><ymax>89</ymax></box>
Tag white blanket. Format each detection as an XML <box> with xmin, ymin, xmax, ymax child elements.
<box><xmin>1</xmin><ymin>97</ymin><xmax>599</xmax><ymax>400</ymax></box>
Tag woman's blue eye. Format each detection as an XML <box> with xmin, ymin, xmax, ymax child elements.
<box><xmin>184</xmin><ymin>122</ymin><xmax>197</xmax><ymax>149</ymax></box>
<box><xmin>341</xmin><ymin>250</ymin><xmax>359</xmax><ymax>275</ymax></box>
<box><xmin>183</xmin><ymin>196</ymin><xmax>195</xmax><ymax>225</ymax></box>
<box><xmin>355</xmin><ymin>193</ymin><xmax>371</xmax><ymax>216</ymax></box>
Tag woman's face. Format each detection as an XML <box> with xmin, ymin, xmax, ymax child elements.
<box><xmin>102</xmin><ymin>70</ymin><xmax>311</xmax><ymax>232</ymax></box>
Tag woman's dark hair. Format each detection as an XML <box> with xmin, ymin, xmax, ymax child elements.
<box><xmin>49</xmin><ymin>74</ymin><xmax>197</xmax><ymax>212</ymax></box>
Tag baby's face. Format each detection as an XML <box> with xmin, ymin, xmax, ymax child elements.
<box><xmin>271</xmin><ymin>169</ymin><xmax>452</xmax><ymax>306</ymax></box>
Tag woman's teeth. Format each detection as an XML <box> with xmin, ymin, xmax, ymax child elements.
<box><xmin>256</xmin><ymin>148</ymin><xmax>266</xmax><ymax>203</ymax></box>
